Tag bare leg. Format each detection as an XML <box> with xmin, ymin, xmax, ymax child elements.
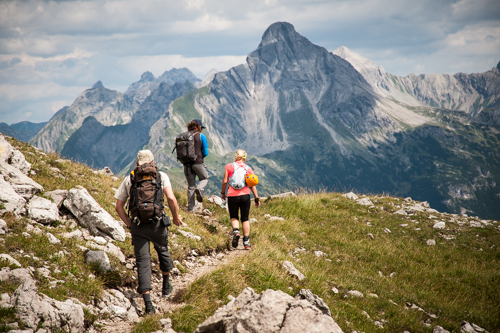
<box><xmin>242</xmin><ymin>220</ymin><xmax>250</xmax><ymax>237</ymax></box>
<box><xmin>231</xmin><ymin>218</ymin><xmax>240</xmax><ymax>230</ymax></box>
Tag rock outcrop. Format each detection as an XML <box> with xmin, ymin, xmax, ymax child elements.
<box><xmin>63</xmin><ymin>187</ymin><xmax>126</xmax><ymax>241</ymax></box>
<box><xmin>194</xmin><ymin>287</ymin><xmax>343</xmax><ymax>333</ymax></box>
<box><xmin>0</xmin><ymin>268</ymin><xmax>85</xmax><ymax>332</ymax></box>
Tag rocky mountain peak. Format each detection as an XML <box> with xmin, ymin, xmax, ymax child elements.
<box><xmin>496</xmin><ymin>61</ymin><xmax>500</xmax><ymax>72</ymax></box>
<box><xmin>139</xmin><ymin>71</ymin><xmax>156</xmax><ymax>82</ymax></box>
<box><xmin>260</xmin><ymin>22</ymin><xmax>297</xmax><ymax>45</ymax></box>
<box><xmin>92</xmin><ymin>81</ymin><xmax>105</xmax><ymax>89</ymax></box>
<box><xmin>333</xmin><ymin>46</ymin><xmax>385</xmax><ymax>74</ymax></box>
<box><xmin>158</xmin><ymin>67</ymin><xmax>200</xmax><ymax>85</ymax></box>
<box><xmin>256</xmin><ymin>21</ymin><xmax>321</xmax><ymax>57</ymax></box>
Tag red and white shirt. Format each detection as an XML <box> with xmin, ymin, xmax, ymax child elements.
<box><xmin>225</xmin><ymin>161</ymin><xmax>254</xmax><ymax>197</ymax></box>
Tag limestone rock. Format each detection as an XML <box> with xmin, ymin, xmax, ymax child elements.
<box><xmin>0</xmin><ymin>268</ymin><xmax>84</xmax><ymax>332</ymax></box>
<box><xmin>0</xmin><ymin>218</ymin><xmax>7</xmax><ymax>234</ymax></box>
<box><xmin>46</xmin><ymin>232</ymin><xmax>61</xmax><ymax>244</ymax></box>
<box><xmin>263</xmin><ymin>191</ymin><xmax>297</xmax><ymax>200</ymax></box>
<box><xmin>343</xmin><ymin>192</ymin><xmax>358</xmax><ymax>200</ymax></box>
<box><xmin>87</xmin><ymin>241</ymin><xmax>126</xmax><ymax>263</ymax></box>
<box><xmin>63</xmin><ymin>187</ymin><xmax>126</xmax><ymax>241</ymax></box>
<box><xmin>27</xmin><ymin>196</ymin><xmax>59</xmax><ymax>225</ymax></box>
<box><xmin>61</xmin><ymin>229</ymin><xmax>83</xmax><ymax>239</ymax></box>
<box><xmin>282</xmin><ymin>261</ymin><xmax>306</xmax><ymax>281</ymax></box>
<box><xmin>45</xmin><ymin>189</ymin><xmax>68</xmax><ymax>208</ymax></box>
<box><xmin>0</xmin><ymin>161</ymin><xmax>43</xmax><ymax>199</ymax></box>
<box><xmin>94</xmin><ymin>166</ymin><xmax>114</xmax><ymax>176</ymax></box>
<box><xmin>346</xmin><ymin>290</ymin><xmax>364</xmax><ymax>298</ymax></box>
<box><xmin>178</xmin><ymin>230</ymin><xmax>201</xmax><ymax>241</ymax></box>
<box><xmin>295</xmin><ymin>289</ymin><xmax>331</xmax><ymax>316</ymax></box>
<box><xmin>97</xmin><ymin>289</ymin><xmax>139</xmax><ymax>322</ymax></box>
<box><xmin>433</xmin><ymin>221</ymin><xmax>446</xmax><ymax>229</ymax></box>
<box><xmin>434</xmin><ymin>326</ymin><xmax>450</xmax><ymax>333</ymax></box>
<box><xmin>356</xmin><ymin>197</ymin><xmax>374</xmax><ymax>206</ymax></box>
<box><xmin>85</xmin><ymin>250</ymin><xmax>112</xmax><ymax>273</ymax></box>
<box><xmin>0</xmin><ymin>134</ymin><xmax>14</xmax><ymax>163</ymax></box>
<box><xmin>0</xmin><ymin>174</ymin><xmax>26</xmax><ymax>216</ymax></box>
<box><xmin>0</xmin><ymin>254</ymin><xmax>22</xmax><ymax>267</ymax></box>
<box><xmin>194</xmin><ymin>287</ymin><xmax>343</xmax><ymax>333</ymax></box>
<box><xmin>460</xmin><ymin>321</ymin><xmax>489</xmax><ymax>333</ymax></box>
<box><xmin>10</xmin><ymin>149</ymin><xmax>32</xmax><ymax>175</ymax></box>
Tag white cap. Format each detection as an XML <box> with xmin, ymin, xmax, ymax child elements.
<box><xmin>137</xmin><ymin>150</ymin><xmax>154</xmax><ymax>165</ymax></box>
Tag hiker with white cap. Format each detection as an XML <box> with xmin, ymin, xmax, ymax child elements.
<box><xmin>114</xmin><ymin>149</ymin><xmax>182</xmax><ymax>314</ymax></box>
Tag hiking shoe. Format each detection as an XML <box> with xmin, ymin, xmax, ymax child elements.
<box><xmin>145</xmin><ymin>302</ymin><xmax>156</xmax><ymax>315</ymax></box>
<box><xmin>162</xmin><ymin>281</ymin><xmax>173</xmax><ymax>298</ymax></box>
<box><xmin>195</xmin><ymin>188</ymin><xmax>204</xmax><ymax>203</ymax></box>
<box><xmin>243</xmin><ymin>239</ymin><xmax>251</xmax><ymax>250</ymax></box>
<box><xmin>232</xmin><ymin>231</ymin><xmax>240</xmax><ymax>249</ymax></box>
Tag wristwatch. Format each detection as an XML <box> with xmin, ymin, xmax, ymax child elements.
<box><xmin>254</xmin><ymin>197</ymin><xmax>260</xmax><ymax>203</ymax></box>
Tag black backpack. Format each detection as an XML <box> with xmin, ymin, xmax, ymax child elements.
<box><xmin>172</xmin><ymin>131</ymin><xmax>199</xmax><ymax>165</ymax></box>
<box><xmin>128</xmin><ymin>163</ymin><xmax>164</xmax><ymax>224</ymax></box>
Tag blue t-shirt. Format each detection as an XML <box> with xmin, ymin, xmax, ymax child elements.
<box><xmin>200</xmin><ymin>133</ymin><xmax>208</xmax><ymax>158</ymax></box>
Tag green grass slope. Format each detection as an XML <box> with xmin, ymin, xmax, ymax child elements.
<box><xmin>1</xmin><ymin>136</ymin><xmax>499</xmax><ymax>333</ymax></box>
<box><xmin>165</xmin><ymin>193</ymin><xmax>499</xmax><ymax>333</ymax></box>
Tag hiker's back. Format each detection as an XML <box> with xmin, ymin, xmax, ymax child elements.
<box><xmin>129</xmin><ymin>163</ymin><xmax>164</xmax><ymax>223</ymax></box>
<box><xmin>173</xmin><ymin>131</ymin><xmax>200</xmax><ymax>165</ymax></box>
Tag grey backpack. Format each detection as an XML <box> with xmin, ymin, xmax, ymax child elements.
<box><xmin>172</xmin><ymin>131</ymin><xmax>199</xmax><ymax>165</ymax></box>
<box><xmin>228</xmin><ymin>162</ymin><xmax>249</xmax><ymax>189</ymax></box>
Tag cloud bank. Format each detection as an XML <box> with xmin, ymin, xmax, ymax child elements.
<box><xmin>1</xmin><ymin>0</ymin><xmax>499</xmax><ymax>124</ymax></box>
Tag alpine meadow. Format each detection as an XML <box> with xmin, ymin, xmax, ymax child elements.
<box><xmin>1</xmin><ymin>21</ymin><xmax>499</xmax><ymax>333</ymax></box>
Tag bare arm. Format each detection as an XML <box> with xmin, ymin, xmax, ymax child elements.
<box><xmin>115</xmin><ymin>199</ymin><xmax>132</xmax><ymax>228</ymax></box>
<box><xmin>221</xmin><ymin>169</ymin><xmax>229</xmax><ymax>200</ymax></box>
<box><xmin>163</xmin><ymin>186</ymin><xmax>182</xmax><ymax>226</ymax></box>
<box><xmin>250</xmin><ymin>186</ymin><xmax>260</xmax><ymax>208</ymax></box>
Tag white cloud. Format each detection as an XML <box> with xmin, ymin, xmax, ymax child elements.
<box><xmin>0</xmin><ymin>0</ymin><xmax>499</xmax><ymax>124</ymax></box>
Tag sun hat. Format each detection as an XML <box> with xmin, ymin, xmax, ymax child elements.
<box><xmin>137</xmin><ymin>150</ymin><xmax>154</xmax><ymax>165</ymax></box>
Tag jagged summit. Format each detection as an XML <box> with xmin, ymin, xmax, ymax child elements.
<box><xmin>139</xmin><ymin>71</ymin><xmax>156</xmax><ymax>82</ymax></box>
<box><xmin>253</xmin><ymin>21</ymin><xmax>326</xmax><ymax>65</ymax></box>
<box><xmin>92</xmin><ymin>81</ymin><xmax>105</xmax><ymax>89</ymax></box>
<box><xmin>333</xmin><ymin>46</ymin><xmax>385</xmax><ymax>74</ymax></box>
<box><xmin>158</xmin><ymin>67</ymin><xmax>200</xmax><ymax>85</ymax></box>
<box><xmin>260</xmin><ymin>22</ymin><xmax>298</xmax><ymax>45</ymax></box>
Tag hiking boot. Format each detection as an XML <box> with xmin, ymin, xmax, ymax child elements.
<box><xmin>162</xmin><ymin>281</ymin><xmax>173</xmax><ymax>298</ymax></box>
<box><xmin>195</xmin><ymin>188</ymin><xmax>204</xmax><ymax>203</ymax></box>
<box><xmin>232</xmin><ymin>231</ymin><xmax>240</xmax><ymax>249</ymax></box>
<box><xmin>243</xmin><ymin>239</ymin><xmax>251</xmax><ymax>250</ymax></box>
<box><xmin>145</xmin><ymin>301</ymin><xmax>156</xmax><ymax>315</ymax></box>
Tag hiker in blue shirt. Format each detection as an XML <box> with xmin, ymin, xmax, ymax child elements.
<box><xmin>184</xmin><ymin>119</ymin><xmax>209</xmax><ymax>211</ymax></box>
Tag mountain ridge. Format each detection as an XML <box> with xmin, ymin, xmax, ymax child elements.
<box><xmin>30</xmin><ymin>21</ymin><xmax>500</xmax><ymax>219</ymax></box>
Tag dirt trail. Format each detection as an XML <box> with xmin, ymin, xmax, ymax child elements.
<box><xmin>101</xmin><ymin>242</ymin><xmax>245</xmax><ymax>333</ymax></box>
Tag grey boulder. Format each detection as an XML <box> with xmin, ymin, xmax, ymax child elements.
<box><xmin>63</xmin><ymin>187</ymin><xmax>125</xmax><ymax>241</ymax></box>
<box><xmin>0</xmin><ymin>161</ymin><xmax>43</xmax><ymax>200</ymax></box>
<box><xmin>10</xmin><ymin>149</ymin><xmax>32</xmax><ymax>175</ymax></box>
<box><xmin>0</xmin><ymin>268</ymin><xmax>84</xmax><ymax>332</ymax></box>
<box><xmin>86</xmin><ymin>250</ymin><xmax>112</xmax><ymax>273</ymax></box>
<box><xmin>45</xmin><ymin>189</ymin><xmax>68</xmax><ymax>208</ymax></box>
<box><xmin>27</xmin><ymin>196</ymin><xmax>59</xmax><ymax>225</ymax></box>
<box><xmin>0</xmin><ymin>175</ymin><xmax>26</xmax><ymax>216</ymax></box>
<box><xmin>0</xmin><ymin>218</ymin><xmax>7</xmax><ymax>234</ymax></box>
<box><xmin>194</xmin><ymin>287</ymin><xmax>343</xmax><ymax>333</ymax></box>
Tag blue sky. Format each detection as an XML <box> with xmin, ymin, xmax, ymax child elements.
<box><xmin>1</xmin><ymin>0</ymin><xmax>499</xmax><ymax>125</ymax></box>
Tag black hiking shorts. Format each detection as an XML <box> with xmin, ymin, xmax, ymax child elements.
<box><xmin>228</xmin><ymin>194</ymin><xmax>251</xmax><ymax>222</ymax></box>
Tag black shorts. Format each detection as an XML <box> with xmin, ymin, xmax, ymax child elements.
<box><xmin>227</xmin><ymin>194</ymin><xmax>251</xmax><ymax>222</ymax></box>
